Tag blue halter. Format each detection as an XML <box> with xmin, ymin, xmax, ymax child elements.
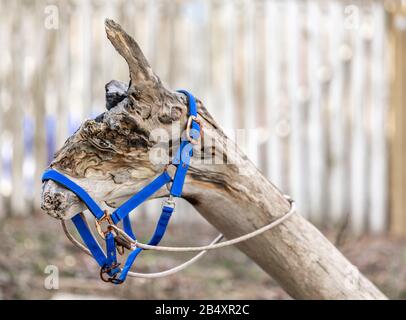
<box><xmin>42</xmin><ymin>90</ymin><xmax>201</xmax><ymax>284</ymax></box>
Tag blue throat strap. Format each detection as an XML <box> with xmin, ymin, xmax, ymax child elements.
<box><xmin>118</xmin><ymin>205</ymin><xmax>174</xmax><ymax>281</ymax></box>
<box><xmin>110</xmin><ymin>171</ymin><xmax>171</xmax><ymax>224</ymax></box>
<box><xmin>41</xmin><ymin>90</ymin><xmax>200</xmax><ymax>284</ymax></box>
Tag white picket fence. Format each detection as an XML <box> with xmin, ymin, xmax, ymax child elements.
<box><xmin>0</xmin><ymin>0</ymin><xmax>388</xmax><ymax>234</ymax></box>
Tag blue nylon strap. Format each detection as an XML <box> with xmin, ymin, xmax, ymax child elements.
<box><xmin>177</xmin><ymin>89</ymin><xmax>200</xmax><ymax>140</ymax></box>
<box><xmin>72</xmin><ymin>215</ymin><xmax>118</xmax><ymax>277</ymax></box>
<box><xmin>105</xmin><ymin>232</ymin><xmax>120</xmax><ymax>276</ymax></box>
<box><xmin>42</xmin><ymin>170</ymin><xmax>105</xmax><ymax>220</ymax></box>
<box><xmin>117</xmin><ymin>205</ymin><xmax>174</xmax><ymax>282</ymax></box>
<box><xmin>118</xmin><ymin>248</ymin><xmax>142</xmax><ymax>282</ymax></box>
<box><xmin>177</xmin><ymin>89</ymin><xmax>197</xmax><ymax>116</ymax></box>
<box><xmin>170</xmin><ymin>141</ymin><xmax>193</xmax><ymax>197</ymax></box>
<box><xmin>170</xmin><ymin>90</ymin><xmax>201</xmax><ymax>197</ymax></box>
<box><xmin>71</xmin><ymin>214</ymin><xmax>107</xmax><ymax>267</ymax></box>
<box><xmin>149</xmin><ymin>206</ymin><xmax>174</xmax><ymax>244</ymax></box>
<box><xmin>177</xmin><ymin>89</ymin><xmax>200</xmax><ymax>137</ymax></box>
<box><xmin>110</xmin><ymin>171</ymin><xmax>172</xmax><ymax>224</ymax></box>
<box><xmin>105</xmin><ymin>232</ymin><xmax>117</xmax><ymax>266</ymax></box>
<box><xmin>123</xmin><ymin>215</ymin><xmax>136</xmax><ymax>240</ymax></box>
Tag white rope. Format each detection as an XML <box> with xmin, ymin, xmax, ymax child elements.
<box><xmin>61</xmin><ymin>195</ymin><xmax>295</xmax><ymax>279</ymax></box>
<box><xmin>61</xmin><ymin>219</ymin><xmax>223</xmax><ymax>279</ymax></box>
<box><xmin>127</xmin><ymin>234</ymin><xmax>224</xmax><ymax>279</ymax></box>
<box><xmin>130</xmin><ymin>196</ymin><xmax>295</xmax><ymax>252</ymax></box>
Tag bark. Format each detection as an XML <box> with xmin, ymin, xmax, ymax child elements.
<box><xmin>41</xmin><ymin>20</ymin><xmax>387</xmax><ymax>300</ymax></box>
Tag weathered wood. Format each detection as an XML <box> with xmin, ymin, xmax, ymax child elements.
<box><xmin>41</xmin><ymin>20</ymin><xmax>386</xmax><ymax>299</ymax></box>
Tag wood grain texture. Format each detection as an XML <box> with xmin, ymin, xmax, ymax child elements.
<box><xmin>40</xmin><ymin>20</ymin><xmax>386</xmax><ymax>299</ymax></box>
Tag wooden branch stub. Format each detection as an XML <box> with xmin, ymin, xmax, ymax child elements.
<box><xmin>104</xmin><ymin>19</ymin><xmax>162</xmax><ymax>96</ymax></box>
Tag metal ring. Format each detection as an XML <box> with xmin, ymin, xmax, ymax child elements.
<box><xmin>95</xmin><ymin>210</ymin><xmax>114</xmax><ymax>239</ymax></box>
<box><xmin>99</xmin><ymin>263</ymin><xmax>121</xmax><ymax>283</ymax></box>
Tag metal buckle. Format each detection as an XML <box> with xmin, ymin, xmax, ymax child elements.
<box><xmin>164</xmin><ymin>162</ymin><xmax>177</xmax><ymax>192</ymax></box>
<box><xmin>164</xmin><ymin>162</ymin><xmax>177</xmax><ymax>178</ymax></box>
<box><xmin>162</xmin><ymin>195</ymin><xmax>176</xmax><ymax>209</ymax></box>
<box><xmin>186</xmin><ymin>115</ymin><xmax>202</xmax><ymax>145</ymax></box>
<box><xmin>114</xmin><ymin>234</ymin><xmax>133</xmax><ymax>251</ymax></box>
<box><xmin>95</xmin><ymin>210</ymin><xmax>114</xmax><ymax>239</ymax></box>
<box><xmin>116</xmin><ymin>243</ymin><xmax>125</xmax><ymax>256</ymax></box>
<box><xmin>100</xmin><ymin>263</ymin><xmax>122</xmax><ymax>284</ymax></box>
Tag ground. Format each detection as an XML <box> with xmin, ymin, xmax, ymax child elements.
<box><xmin>0</xmin><ymin>212</ymin><xmax>404</xmax><ymax>299</ymax></box>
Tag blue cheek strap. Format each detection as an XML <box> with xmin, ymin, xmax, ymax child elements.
<box><xmin>41</xmin><ymin>90</ymin><xmax>200</xmax><ymax>284</ymax></box>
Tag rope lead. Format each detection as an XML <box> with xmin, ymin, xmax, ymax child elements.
<box><xmin>61</xmin><ymin>195</ymin><xmax>295</xmax><ymax>279</ymax></box>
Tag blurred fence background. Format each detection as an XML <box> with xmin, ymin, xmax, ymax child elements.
<box><xmin>0</xmin><ymin>0</ymin><xmax>405</xmax><ymax>235</ymax></box>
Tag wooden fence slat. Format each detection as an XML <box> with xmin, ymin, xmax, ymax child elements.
<box><xmin>56</xmin><ymin>3</ymin><xmax>71</xmax><ymax>149</ymax></box>
<box><xmin>0</xmin><ymin>0</ymin><xmax>8</xmax><ymax>216</ymax></box>
<box><xmin>306</xmin><ymin>1</ymin><xmax>325</xmax><ymax>224</ymax></box>
<box><xmin>287</xmin><ymin>0</ymin><xmax>307</xmax><ymax>218</ymax></box>
<box><xmin>265</xmin><ymin>1</ymin><xmax>284</xmax><ymax>189</ymax></box>
<box><xmin>211</xmin><ymin>0</ymin><xmax>235</xmax><ymax>134</ymax></box>
<box><xmin>208</xmin><ymin>0</ymin><xmax>222</xmax><ymax>122</ymax></box>
<box><xmin>328</xmin><ymin>1</ymin><xmax>346</xmax><ymax>225</ymax></box>
<box><xmin>10</xmin><ymin>1</ymin><xmax>26</xmax><ymax>215</ymax></box>
<box><xmin>369</xmin><ymin>2</ymin><xmax>387</xmax><ymax>234</ymax></box>
<box><xmin>102</xmin><ymin>0</ymin><xmax>117</xmax><ymax>86</ymax></box>
<box><xmin>388</xmin><ymin>4</ymin><xmax>406</xmax><ymax>236</ymax></box>
<box><xmin>349</xmin><ymin>6</ymin><xmax>368</xmax><ymax>234</ymax></box>
<box><xmin>81</xmin><ymin>0</ymin><xmax>93</xmax><ymax>117</ymax></box>
<box><xmin>225</xmin><ymin>0</ymin><xmax>237</xmax><ymax>134</ymax></box>
<box><xmin>33</xmin><ymin>1</ymin><xmax>51</xmax><ymax>207</ymax></box>
<box><xmin>242</xmin><ymin>0</ymin><xmax>258</xmax><ymax>166</ymax></box>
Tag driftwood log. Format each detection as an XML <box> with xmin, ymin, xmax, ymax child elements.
<box><xmin>41</xmin><ymin>19</ymin><xmax>387</xmax><ymax>299</ymax></box>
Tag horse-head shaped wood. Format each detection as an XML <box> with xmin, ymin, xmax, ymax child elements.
<box><xmin>41</xmin><ymin>19</ymin><xmax>260</xmax><ymax>220</ymax></box>
<box><xmin>40</xmin><ymin>19</ymin><xmax>386</xmax><ymax>300</ymax></box>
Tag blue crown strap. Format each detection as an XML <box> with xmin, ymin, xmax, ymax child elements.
<box><xmin>71</xmin><ymin>214</ymin><xmax>107</xmax><ymax>267</ymax></box>
<box><xmin>177</xmin><ymin>89</ymin><xmax>201</xmax><ymax>141</ymax></box>
<box><xmin>110</xmin><ymin>171</ymin><xmax>172</xmax><ymax>224</ymax></box>
<box><xmin>170</xmin><ymin>90</ymin><xmax>201</xmax><ymax>197</ymax></box>
<box><xmin>177</xmin><ymin>89</ymin><xmax>197</xmax><ymax>116</ymax></box>
<box><xmin>117</xmin><ymin>205</ymin><xmax>174</xmax><ymax>282</ymax></box>
<box><xmin>42</xmin><ymin>170</ymin><xmax>105</xmax><ymax>220</ymax></box>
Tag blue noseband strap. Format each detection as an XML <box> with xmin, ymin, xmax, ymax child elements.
<box><xmin>41</xmin><ymin>90</ymin><xmax>200</xmax><ymax>284</ymax></box>
<box><xmin>42</xmin><ymin>170</ymin><xmax>105</xmax><ymax>220</ymax></box>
